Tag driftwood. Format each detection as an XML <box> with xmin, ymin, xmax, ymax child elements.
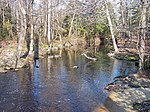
<box><xmin>81</xmin><ymin>53</ymin><xmax>97</xmax><ymax>61</ymax></box>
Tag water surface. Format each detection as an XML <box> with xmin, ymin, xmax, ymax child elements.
<box><xmin>0</xmin><ymin>49</ymin><xmax>138</xmax><ymax>112</ymax></box>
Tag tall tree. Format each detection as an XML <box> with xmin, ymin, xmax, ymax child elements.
<box><xmin>105</xmin><ymin>0</ymin><xmax>118</xmax><ymax>52</ymax></box>
<box><xmin>15</xmin><ymin>0</ymin><xmax>27</xmax><ymax>68</ymax></box>
<box><xmin>47</xmin><ymin>0</ymin><xmax>52</xmax><ymax>48</ymax></box>
<box><xmin>16</xmin><ymin>0</ymin><xmax>27</xmax><ymax>56</ymax></box>
<box><xmin>28</xmin><ymin>0</ymin><xmax>34</xmax><ymax>55</ymax></box>
<box><xmin>138</xmin><ymin>0</ymin><xmax>147</xmax><ymax>69</ymax></box>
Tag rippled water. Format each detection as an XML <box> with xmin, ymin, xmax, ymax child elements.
<box><xmin>0</xmin><ymin>49</ymin><xmax>138</xmax><ymax>112</ymax></box>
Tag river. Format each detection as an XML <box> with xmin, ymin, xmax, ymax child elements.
<box><xmin>0</xmin><ymin>49</ymin><xmax>138</xmax><ymax>112</ymax></box>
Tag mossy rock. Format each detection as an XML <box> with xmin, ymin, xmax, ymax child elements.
<box><xmin>133</xmin><ymin>100</ymin><xmax>150</xmax><ymax>111</ymax></box>
<box><xmin>115</xmin><ymin>54</ymin><xmax>139</xmax><ymax>61</ymax></box>
<box><xmin>133</xmin><ymin>103</ymin><xmax>143</xmax><ymax>110</ymax></box>
<box><xmin>124</xmin><ymin>56</ymin><xmax>139</xmax><ymax>61</ymax></box>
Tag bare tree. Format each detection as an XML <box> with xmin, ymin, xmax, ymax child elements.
<box><xmin>105</xmin><ymin>0</ymin><xmax>118</xmax><ymax>52</ymax></box>
<box><xmin>137</xmin><ymin>0</ymin><xmax>147</xmax><ymax>69</ymax></box>
<box><xmin>16</xmin><ymin>0</ymin><xmax>27</xmax><ymax>56</ymax></box>
<box><xmin>28</xmin><ymin>0</ymin><xmax>34</xmax><ymax>55</ymax></box>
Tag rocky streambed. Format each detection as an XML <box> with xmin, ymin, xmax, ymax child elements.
<box><xmin>105</xmin><ymin>71</ymin><xmax>150</xmax><ymax>112</ymax></box>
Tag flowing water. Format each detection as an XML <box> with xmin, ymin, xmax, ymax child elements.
<box><xmin>0</xmin><ymin>49</ymin><xmax>138</xmax><ymax>112</ymax></box>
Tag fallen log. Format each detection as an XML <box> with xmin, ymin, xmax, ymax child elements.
<box><xmin>81</xmin><ymin>53</ymin><xmax>97</xmax><ymax>61</ymax></box>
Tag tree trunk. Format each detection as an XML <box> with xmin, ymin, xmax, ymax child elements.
<box><xmin>44</xmin><ymin>14</ymin><xmax>48</xmax><ymax>38</ymax></box>
<box><xmin>47</xmin><ymin>0</ymin><xmax>52</xmax><ymax>48</ymax></box>
<box><xmin>15</xmin><ymin>0</ymin><xmax>27</xmax><ymax>68</ymax></box>
<box><xmin>68</xmin><ymin>13</ymin><xmax>75</xmax><ymax>38</ymax></box>
<box><xmin>34</xmin><ymin>35</ymin><xmax>39</xmax><ymax>59</ymax></box>
<box><xmin>120</xmin><ymin>0</ymin><xmax>127</xmax><ymax>38</ymax></box>
<box><xmin>17</xmin><ymin>0</ymin><xmax>27</xmax><ymax>55</ymax></box>
<box><xmin>29</xmin><ymin>0</ymin><xmax>34</xmax><ymax>55</ymax></box>
<box><xmin>138</xmin><ymin>0</ymin><xmax>147</xmax><ymax>69</ymax></box>
<box><xmin>44</xmin><ymin>0</ymin><xmax>48</xmax><ymax>39</ymax></box>
<box><xmin>120</xmin><ymin>0</ymin><xmax>125</xmax><ymax>26</ymax></box>
<box><xmin>105</xmin><ymin>1</ymin><xmax>118</xmax><ymax>52</ymax></box>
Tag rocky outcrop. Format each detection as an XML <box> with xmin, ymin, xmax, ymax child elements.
<box><xmin>0</xmin><ymin>41</ymin><xmax>26</xmax><ymax>72</ymax></box>
<box><xmin>105</xmin><ymin>73</ymin><xmax>150</xmax><ymax>112</ymax></box>
<box><xmin>105</xmin><ymin>73</ymin><xmax>150</xmax><ymax>91</ymax></box>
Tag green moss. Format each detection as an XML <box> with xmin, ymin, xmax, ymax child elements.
<box><xmin>22</xmin><ymin>64</ymin><xmax>28</xmax><ymax>68</ymax></box>
<box><xmin>133</xmin><ymin>103</ymin><xmax>143</xmax><ymax>110</ymax></box>
<box><xmin>0</xmin><ymin>20</ymin><xmax>11</xmax><ymax>39</ymax></box>
<box><xmin>124</xmin><ymin>56</ymin><xmax>139</xmax><ymax>61</ymax></box>
<box><xmin>115</xmin><ymin>54</ymin><xmax>139</xmax><ymax>61</ymax></box>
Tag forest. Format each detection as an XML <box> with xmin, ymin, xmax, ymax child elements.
<box><xmin>0</xmin><ymin>0</ymin><xmax>150</xmax><ymax>68</ymax></box>
<box><xmin>0</xmin><ymin>0</ymin><xmax>150</xmax><ymax>112</ymax></box>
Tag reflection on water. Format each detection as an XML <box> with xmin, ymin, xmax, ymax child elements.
<box><xmin>0</xmin><ymin>49</ymin><xmax>138</xmax><ymax>112</ymax></box>
<box><xmin>34</xmin><ymin>60</ymin><xmax>40</xmax><ymax>97</ymax></box>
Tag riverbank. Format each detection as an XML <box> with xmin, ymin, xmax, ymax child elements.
<box><xmin>0</xmin><ymin>40</ymin><xmax>24</xmax><ymax>72</ymax></box>
<box><xmin>1</xmin><ymin>39</ymin><xmax>149</xmax><ymax>112</ymax></box>
<box><xmin>105</xmin><ymin>71</ymin><xmax>150</xmax><ymax>112</ymax></box>
<box><xmin>0</xmin><ymin>38</ymin><xmax>86</xmax><ymax>73</ymax></box>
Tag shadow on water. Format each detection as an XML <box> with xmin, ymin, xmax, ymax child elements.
<box><xmin>0</xmin><ymin>49</ymin><xmax>138</xmax><ymax>112</ymax></box>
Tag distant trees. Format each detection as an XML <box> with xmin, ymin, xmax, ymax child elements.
<box><xmin>0</xmin><ymin>0</ymin><xmax>12</xmax><ymax>39</ymax></box>
<box><xmin>0</xmin><ymin>0</ymin><xmax>150</xmax><ymax>68</ymax></box>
